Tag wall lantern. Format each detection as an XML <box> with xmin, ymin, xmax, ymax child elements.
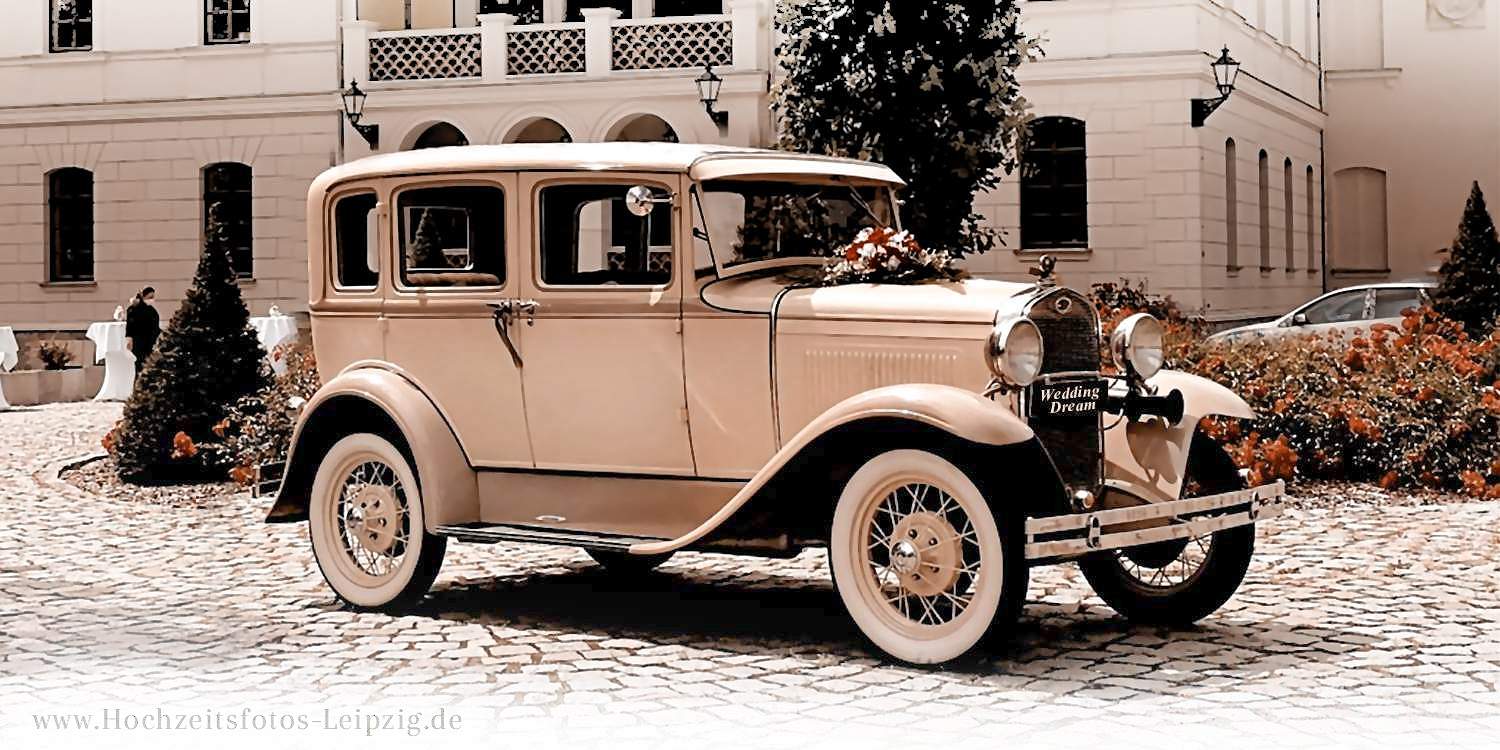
<box><xmin>341</xmin><ymin>80</ymin><xmax>381</xmax><ymax>149</ymax></box>
<box><xmin>695</xmin><ymin>65</ymin><xmax>729</xmax><ymax>131</ymax></box>
<box><xmin>1190</xmin><ymin>46</ymin><xmax>1241</xmax><ymax>128</ymax></box>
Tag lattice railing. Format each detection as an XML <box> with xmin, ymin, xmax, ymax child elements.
<box><xmin>507</xmin><ymin>24</ymin><xmax>587</xmax><ymax>75</ymax></box>
<box><xmin>611</xmin><ymin>16</ymin><xmax>732</xmax><ymax>71</ymax></box>
<box><xmin>369</xmin><ymin>31</ymin><xmax>482</xmax><ymax>81</ymax></box>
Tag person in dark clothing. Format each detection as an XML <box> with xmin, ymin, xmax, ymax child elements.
<box><xmin>124</xmin><ymin>286</ymin><xmax>160</xmax><ymax>376</ymax></box>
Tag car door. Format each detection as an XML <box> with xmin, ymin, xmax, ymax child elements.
<box><xmin>380</xmin><ymin>174</ymin><xmax>534</xmax><ymax>468</ymax></box>
<box><xmin>1370</xmin><ymin>287</ymin><xmax>1426</xmax><ymax>327</ymax></box>
<box><xmin>515</xmin><ymin>172</ymin><xmax>694</xmax><ymax>475</ymax></box>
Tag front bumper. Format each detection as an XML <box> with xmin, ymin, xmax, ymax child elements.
<box><xmin>1023</xmin><ymin>480</ymin><xmax>1286</xmax><ymax>560</ymax></box>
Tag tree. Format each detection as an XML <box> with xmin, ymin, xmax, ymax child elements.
<box><xmin>114</xmin><ymin>202</ymin><xmax>272</xmax><ymax>482</ymax></box>
<box><xmin>1434</xmin><ymin>181</ymin><xmax>1500</xmax><ymax>335</ymax></box>
<box><xmin>772</xmin><ymin>0</ymin><xmax>1035</xmax><ymax>257</ymax></box>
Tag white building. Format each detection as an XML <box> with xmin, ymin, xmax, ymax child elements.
<box><xmin>1323</xmin><ymin>0</ymin><xmax>1500</xmax><ymax>284</ymax></box>
<box><xmin>0</xmin><ymin>0</ymin><xmax>1325</xmax><ymax>337</ymax></box>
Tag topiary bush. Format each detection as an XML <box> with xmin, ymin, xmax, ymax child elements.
<box><xmin>219</xmin><ymin>344</ymin><xmax>322</xmax><ymax>486</ymax></box>
<box><xmin>1433</xmin><ymin>181</ymin><xmax>1500</xmax><ymax>337</ymax></box>
<box><xmin>112</xmin><ymin>203</ymin><xmax>271</xmax><ymax>483</ymax></box>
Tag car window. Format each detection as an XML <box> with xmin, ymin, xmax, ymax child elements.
<box><xmin>397</xmin><ymin>185</ymin><xmax>505</xmax><ymax>288</ymax></box>
<box><xmin>1371</xmin><ymin>288</ymin><xmax>1423</xmax><ymax>319</ymax></box>
<box><xmin>699</xmin><ymin>180</ymin><xmax>895</xmax><ymax>267</ymax></box>
<box><xmin>333</xmin><ymin>192</ymin><xmax>379</xmax><ymax>289</ymax></box>
<box><xmin>539</xmin><ymin>183</ymin><xmax>672</xmax><ymax>287</ymax></box>
<box><xmin>1300</xmin><ymin>289</ymin><xmax>1367</xmax><ymax>325</ymax></box>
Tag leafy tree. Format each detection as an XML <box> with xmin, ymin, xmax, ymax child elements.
<box><xmin>1434</xmin><ymin>181</ymin><xmax>1500</xmax><ymax>336</ymax></box>
<box><xmin>772</xmin><ymin>0</ymin><xmax>1035</xmax><ymax>256</ymax></box>
<box><xmin>114</xmin><ymin>203</ymin><xmax>271</xmax><ymax>482</ymax></box>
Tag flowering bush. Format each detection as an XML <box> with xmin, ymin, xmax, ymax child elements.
<box><xmin>821</xmin><ymin>226</ymin><xmax>960</xmax><ymax>285</ymax></box>
<box><xmin>1090</xmin><ymin>279</ymin><xmax>1500</xmax><ymax>495</ymax></box>
<box><xmin>220</xmin><ymin>344</ymin><xmax>322</xmax><ymax>486</ymax></box>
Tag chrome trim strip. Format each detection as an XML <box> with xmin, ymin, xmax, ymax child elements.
<box><xmin>1023</xmin><ymin>480</ymin><xmax>1286</xmax><ymax>559</ymax></box>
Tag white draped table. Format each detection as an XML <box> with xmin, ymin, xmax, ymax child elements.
<box><xmin>86</xmin><ymin>321</ymin><xmax>135</xmax><ymax>402</ymax></box>
<box><xmin>0</xmin><ymin>326</ymin><xmax>18</xmax><ymax>409</ymax></box>
<box><xmin>250</xmin><ymin>314</ymin><xmax>299</xmax><ymax>375</ymax></box>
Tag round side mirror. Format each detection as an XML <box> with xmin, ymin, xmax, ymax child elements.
<box><xmin>625</xmin><ymin>185</ymin><xmax>664</xmax><ymax>218</ymax></box>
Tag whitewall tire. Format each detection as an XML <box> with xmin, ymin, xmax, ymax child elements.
<box><xmin>829</xmin><ymin>449</ymin><xmax>1027</xmax><ymax>665</ymax></box>
<box><xmin>308</xmin><ymin>433</ymin><xmax>446</xmax><ymax>610</ymax></box>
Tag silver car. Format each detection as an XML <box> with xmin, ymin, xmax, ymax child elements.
<box><xmin>1210</xmin><ymin>282</ymin><xmax>1434</xmax><ymax>343</ymax></box>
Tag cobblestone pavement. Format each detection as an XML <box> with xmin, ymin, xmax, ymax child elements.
<box><xmin>3</xmin><ymin>403</ymin><xmax>1499</xmax><ymax>749</ymax></box>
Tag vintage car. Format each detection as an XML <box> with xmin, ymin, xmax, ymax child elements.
<box><xmin>265</xmin><ymin>143</ymin><xmax>1285</xmax><ymax>665</ymax></box>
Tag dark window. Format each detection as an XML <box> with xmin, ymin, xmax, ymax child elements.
<box><xmin>412</xmin><ymin>123</ymin><xmax>469</xmax><ymax>150</ymax></box>
<box><xmin>1021</xmin><ymin>116</ymin><xmax>1088</xmax><ymax>250</ymax></box>
<box><xmin>334</xmin><ymin>192</ymin><xmax>380</xmax><ymax>289</ymax></box>
<box><xmin>566</xmin><ymin>0</ymin><xmax>631</xmax><ymax>21</ymax></box>
<box><xmin>1284</xmin><ymin>158</ymin><xmax>1295</xmax><ymax>270</ymax></box>
<box><xmin>653</xmin><ymin>0</ymin><xmax>725</xmax><ymax>15</ymax></box>
<box><xmin>51</xmin><ymin>0</ymin><xmax>92</xmax><ymax>52</ymax></box>
<box><xmin>1306</xmin><ymin>166</ymin><xmax>1316</xmax><ymax>272</ymax></box>
<box><xmin>206</xmin><ymin>0</ymin><xmax>251</xmax><ymax>44</ymax></box>
<box><xmin>1259</xmin><ymin>149</ymin><xmax>1271</xmax><ymax>270</ymax></box>
<box><xmin>397</xmin><ymin>185</ymin><xmax>505</xmax><ymax>288</ymax></box>
<box><xmin>204</xmin><ymin>163</ymin><xmax>253</xmax><ymax>278</ymax></box>
<box><xmin>48</xmin><ymin>168</ymin><xmax>94</xmax><ymax>282</ymax></box>
<box><xmin>1225</xmin><ymin>138</ymin><xmax>1239</xmax><ymax>270</ymax></box>
<box><xmin>1372</xmin><ymin>288</ymin><xmax>1424</xmax><ymax>320</ymax></box>
<box><xmin>540</xmin><ymin>183</ymin><xmax>673</xmax><ymax>286</ymax></box>
<box><xmin>481</xmin><ymin>1</ymin><xmax>542</xmax><ymax>23</ymax></box>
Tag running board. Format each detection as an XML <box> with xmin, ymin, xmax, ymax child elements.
<box><xmin>433</xmin><ymin>523</ymin><xmax>667</xmax><ymax>552</ymax></box>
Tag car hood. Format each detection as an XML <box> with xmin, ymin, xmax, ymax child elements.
<box><xmin>701</xmin><ymin>272</ymin><xmax>1040</xmax><ymax>324</ymax></box>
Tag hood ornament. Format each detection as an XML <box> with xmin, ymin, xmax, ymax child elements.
<box><xmin>1028</xmin><ymin>254</ymin><xmax>1057</xmax><ymax>287</ymax></box>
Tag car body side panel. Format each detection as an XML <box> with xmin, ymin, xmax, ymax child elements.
<box><xmin>629</xmin><ymin>383</ymin><xmax>1036</xmax><ymax>554</ymax></box>
<box><xmin>265</xmin><ymin>364</ymin><xmax>480</xmax><ymax>531</ymax></box>
<box><xmin>1104</xmin><ymin>369</ymin><xmax>1256</xmax><ymax>503</ymax></box>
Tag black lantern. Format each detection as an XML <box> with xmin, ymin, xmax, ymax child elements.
<box><xmin>695</xmin><ymin>65</ymin><xmax>729</xmax><ymax>130</ymax></box>
<box><xmin>341</xmin><ymin>80</ymin><xmax>380</xmax><ymax>149</ymax></box>
<box><xmin>1191</xmin><ymin>46</ymin><xmax>1242</xmax><ymax>127</ymax></box>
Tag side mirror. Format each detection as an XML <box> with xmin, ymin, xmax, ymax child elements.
<box><xmin>624</xmin><ymin>185</ymin><xmax>671</xmax><ymax>217</ymax></box>
<box><xmin>1291</xmin><ymin>312</ymin><xmax>1309</xmax><ymax>326</ymax></box>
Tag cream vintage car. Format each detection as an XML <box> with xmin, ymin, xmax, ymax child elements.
<box><xmin>265</xmin><ymin>143</ymin><xmax>1285</xmax><ymax>665</ymax></box>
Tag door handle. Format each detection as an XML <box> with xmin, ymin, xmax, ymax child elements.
<box><xmin>487</xmin><ymin>301</ymin><xmax>525</xmax><ymax>368</ymax></box>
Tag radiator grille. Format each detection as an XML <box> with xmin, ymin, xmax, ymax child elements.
<box><xmin>1025</xmin><ymin>289</ymin><xmax>1103</xmax><ymax>494</ymax></box>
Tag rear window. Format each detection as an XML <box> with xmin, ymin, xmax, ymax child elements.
<box><xmin>397</xmin><ymin>185</ymin><xmax>506</xmax><ymax>288</ymax></box>
<box><xmin>333</xmin><ymin>192</ymin><xmax>378</xmax><ymax>289</ymax></box>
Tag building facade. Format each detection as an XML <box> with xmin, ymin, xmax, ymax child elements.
<box><xmin>1</xmin><ymin>0</ymin><xmax>1326</xmax><ymax>336</ymax></box>
<box><xmin>1323</xmin><ymin>0</ymin><xmax>1500</xmax><ymax>285</ymax></box>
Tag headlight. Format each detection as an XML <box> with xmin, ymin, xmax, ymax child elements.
<box><xmin>987</xmin><ymin>317</ymin><xmax>1044</xmax><ymax>386</ymax></box>
<box><xmin>1110</xmin><ymin>313</ymin><xmax>1165</xmax><ymax>379</ymax></box>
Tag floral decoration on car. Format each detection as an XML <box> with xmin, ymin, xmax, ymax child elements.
<box><xmin>820</xmin><ymin>226</ymin><xmax>960</xmax><ymax>285</ymax></box>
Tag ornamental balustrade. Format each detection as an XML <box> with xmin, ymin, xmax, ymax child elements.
<box><xmin>346</xmin><ymin>6</ymin><xmax>761</xmax><ymax>84</ymax></box>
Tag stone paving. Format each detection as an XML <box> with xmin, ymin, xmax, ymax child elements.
<box><xmin>2</xmin><ymin>402</ymin><xmax>1499</xmax><ymax>749</ymax></box>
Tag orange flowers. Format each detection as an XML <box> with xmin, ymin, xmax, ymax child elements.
<box><xmin>170</xmin><ymin>431</ymin><xmax>198</xmax><ymax>461</ymax></box>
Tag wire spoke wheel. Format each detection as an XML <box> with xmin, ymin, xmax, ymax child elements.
<box><xmin>831</xmin><ymin>449</ymin><xmax>1025</xmax><ymax>665</ymax></box>
<box><xmin>1113</xmin><ymin>534</ymin><xmax>1213</xmax><ymax>592</ymax></box>
<box><xmin>334</xmin><ymin>459</ymin><xmax>412</xmax><ymax>581</ymax></box>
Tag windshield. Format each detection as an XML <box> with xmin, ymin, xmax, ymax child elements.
<box><xmin>694</xmin><ymin>179</ymin><xmax>898</xmax><ymax>271</ymax></box>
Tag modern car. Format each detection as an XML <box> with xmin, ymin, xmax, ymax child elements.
<box><xmin>1209</xmin><ymin>282</ymin><xmax>1434</xmax><ymax>343</ymax></box>
<box><xmin>264</xmin><ymin>143</ymin><xmax>1285</xmax><ymax>665</ymax></box>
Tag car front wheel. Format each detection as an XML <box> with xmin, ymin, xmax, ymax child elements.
<box><xmin>829</xmin><ymin>449</ymin><xmax>1027</xmax><ymax>665</ymax></box>
<box><xmin>308</xmin><ymin>433</ymin><xmax>446</xmax><ymax>610</ymax></box>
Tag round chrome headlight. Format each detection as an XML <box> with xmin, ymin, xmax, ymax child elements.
<box><xmin>987</xmin><ymin>317</ymin><xmax>1044</xmax><ymax>386</ymax></box>
<box><xmin>1110</xmin><ymin>313</ymin><xmax>1165</xmax><ymax>379</ymax></box>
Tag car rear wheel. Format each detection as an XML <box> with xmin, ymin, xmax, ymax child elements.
<box><xmin>308</xmin><ymin>433</ymin><xmax>446</xmax><ymax>610</ymax></box>
<box><xmin>829</xmin><ymin>449</ymin><xmax>1027</xmax><ymax>665</ymax></box>
<box><xmin>1078</xmin><ymin>433</ymin><xmax>1255</xmax><ymax>625</ymax></box>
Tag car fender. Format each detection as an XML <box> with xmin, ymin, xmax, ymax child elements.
<box><xmin>264</xmin><ymin>362</ymin><xmax>479</xmax><ymax>532</ymax></box>
<box><xmin>631</xmin><ymin>384</ymin><xmax>1037</xmax><ymax>555</ymax></box>
<box><xmin>1104</xmin><ymin>369</ymin><xmax>1255</xmax><ymax>504</ymax></box>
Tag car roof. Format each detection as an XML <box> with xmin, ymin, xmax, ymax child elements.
<box><xmin>310</xmin><ymin>143</ymin><xmax>906</xmax><ymax>194</ymax></box>
<box><xmin>1331</xmin><ymin>281</ymin><xmax>1436</xmax><ymax>291</ymax></box>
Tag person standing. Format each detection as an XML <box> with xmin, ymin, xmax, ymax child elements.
<box><xmin>124</xmin><ymin>286</ymin><xmax>160</xmax><ymax>376</ymax></box>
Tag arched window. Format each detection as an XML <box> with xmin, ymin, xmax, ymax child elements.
<box><xmin>1258</xmin><ymin>149</ymin><xmax>1271</xmax><ymax>270</ymax></box>
<box><xmin>1332</xmin><ymin>166</ymin><xmax>1389</xmax><ymax>273</ymax></box>
<box><xmin>1283</xmin><ymin>158</ymin><xmax>1295</xmax><ymax>270</ymax></box>
<box><xmin>204</xmin><ymin>163</ymin><xmax>253</xmax><ymax>278</ymax></box>
<box><xmin>1306</xmin><ymin>165</ymin><xmax>1316</xmax><ymax>271</ymax></box>
<box><xmin>47</xmin><ymin>168</ymin><xmax>94</xmax><ymax>282</ymax></box>
<box><xmin>1021</xmin><ymin>116</ymin><xmax>1088</xmax><ymax>250</ymax></box>
<box><xmin>411</xmin><ymin>122</ymin><xmax>469</xmax><ymax>150</ymax></box>
<box><xmin>1225</xmin><ymin>138</ymin><xmax>1238</xmax><ymax>270</ymax></box>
